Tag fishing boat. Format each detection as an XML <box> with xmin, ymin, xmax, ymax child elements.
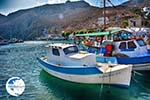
<box><xmin>37</xmin><ymin>43</ymin><xmax>132</xmax><ymax>88</ymax></box>
<box><xmin>74</xmin><ymin>30</ymin><xmax>150</xmax><ymax>71</ymax></box>
<box><xmin>0</xmin><ymin>39</ymin><xmax>9</xmax><ymax>45</ymax></box>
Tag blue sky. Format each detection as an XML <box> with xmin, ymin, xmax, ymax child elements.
<box><xmin>0</xmin><ymin>0</ymin><xmax>129</xmax><ymax>16</ymax></box>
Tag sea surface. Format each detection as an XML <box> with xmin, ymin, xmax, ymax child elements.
<box><xmin>0</xmin><ymin>41</ymin><xmax>150</xmax><ymax>100</ymax></box>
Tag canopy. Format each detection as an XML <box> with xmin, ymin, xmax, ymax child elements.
<box><xmin>75</xmin><ymin>29</ymin><xmax>120</xmax><ymax>37</ymax></box>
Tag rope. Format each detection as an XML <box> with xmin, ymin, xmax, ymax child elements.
<box><xmin>132</xmin><ymin>75</ymin><xmax>150</xmax><ymax>92</ymax></box>
<box><xmin>108</xmin><ymin>67</ymin><xmax>112</xmax><ymax>90</ymax></box>
<box><xmin>99</xmin><ymin>75</ymin><xmax>104</xmax><ymax>99</ymax></box>
<box><xmin>132</xmin><ymin>71</ymin><xmax>150</xmax><ymax>92</ymax></box>
<box><xmin>133</xmin><ymin>71</ymin><xmax>143</xmax><ymax>76</ymax></box>
<box><xmin>99</xmin><ymin>82</ymin><xmax>103</xmax><ymax>98</ymax></box>
<box><xmin>99</xmin><ymin>66</ymin><xmax>112</xmax><ymax>99</ymax></box>
<box><xmin>133</xmin><ymin>71</ymin><xmax>150</xmax><ymax>82</ymax></box>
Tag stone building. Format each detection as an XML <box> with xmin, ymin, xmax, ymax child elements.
<box><xmin>128</xmin><ymin>16</ymin><xmax>145</xmax><ymax>27</ymax></box>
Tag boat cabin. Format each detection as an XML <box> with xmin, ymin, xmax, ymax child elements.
<box><xmin>112</xmin><ymin>30</ymin><xmax>149</xmax><ymax>57</ymax></box>
<box><xmin>74</xmin><ymin>30</ymin><xmax>150</xmax><ymax>58</ymax></box>
<box><xmin>113</xmin><ymin>38</ymin><xmax>148</xmax><ymax>57</ymax></box>
<box><xmin>46</xmin><ymin>43</ymin><xmax>96</xmax><ymax>67</ymax></box>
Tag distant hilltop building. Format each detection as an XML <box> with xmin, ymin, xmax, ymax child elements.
<box><xmin>143</xmin><ymin>7</ymin><xmax>150</xmax><ymax>12</ymax></box>
<box><xmin>128</xmin><ymin>16</ymin><xmax>145</xmax><ymax>27</ymax></box>
<box><xmin>97</xmin><ymin>17</ymin><xmax>109</xmax><ymax>26</ymax></box>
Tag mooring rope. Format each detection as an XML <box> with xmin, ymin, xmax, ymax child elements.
<box><xmin>132</xmin><ymin>76</ymin><xmax>150</xmax><ymax>92</ymax></box>
<box><xmin>99</xmin><ymin>72</ymin><xmax>104</xmax><ymax>98</ymax></box>
<box><xmin>99</xmin><ymin>82</ymin><xmax>103</xmax><ymax>99</ymax></box>
<box><xmin>99</xmin><ymin>75</ymin><xmax>104</xmax><ymax>99</ymax></box>
<box><xmin>133</xmin><ymin>71</ymin><xmax>143</xmax><ymax>76</ymax></box>
<box><xmin>133</xmin><ymin>71</ymin><xmax>150</xmax><ymax>82</ymax></box>
<box><xmin>109</xmin><ymin>68</ymin><xmax>112</xmax><ymax>89</ymax></box>
<box><xmin>106</xmin><ymin>67</ymin><xmax>112</xmax><ymax>94</ymax></box>
<box><xmin>132</xmin><ymin>71</ymin><xmax>150</xmax><ymax>92</ymax></box>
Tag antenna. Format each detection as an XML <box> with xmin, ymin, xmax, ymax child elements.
<box><xmin>107</xmin><ymin>0</ymin><xmax>116</xmax><ymax>8</ymax></box>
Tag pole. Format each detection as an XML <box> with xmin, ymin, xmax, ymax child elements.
<box><xmin>103</xmin><ymin>0</ymin><xmax>106</xmax><ymax>29</ymax></box>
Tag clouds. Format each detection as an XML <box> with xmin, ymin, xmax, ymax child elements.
<box><xmin>0</xmin><ymin>0</ymin><xmax>129</xmax><ymax>16</ymax></box>
<box><xmin>0</xmin><ymin>0</ymin><xmax>10</xmax><ymax>8</ymax></box>
<box><xmin>85</xmin><ymin>0</ymin><xmax>129</xmax><ymax>7</ymax></box>
<box><xmin>0</xmin><ymin>0</ymin><xmax>71</xmax><ymax>15</ymax></box>
<box><xmin>0</xmin><ymin>0</ymin><xmax>48</xmax><ymax>15</ymax></box>
<box><xmin>47</xmin><ymin>0</ymin><xmax>81</xmax><ymax>4</ymax></box>
<box><xmin>47</xmin><ymin>0</ymin><xmax>66</xmax><ymax>4</ymax></box>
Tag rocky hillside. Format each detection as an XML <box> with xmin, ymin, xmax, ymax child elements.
<box><xmin>0</xmin><ymin>14</ymin><xmax>7</xmax><ymax>23</ymax></box>
<box><xmin>0</xmin><ymin>1</ymin><xmax>103</xmax><ymax>40</ymax></box>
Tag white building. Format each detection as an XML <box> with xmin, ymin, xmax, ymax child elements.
<box><xmin>143</xmin><ymin>7</ymin><xmax>150</xmax><ymax>12</ymax></box>
<box><xmin>97</xmin><ymin>17</ymin><xmax>109</xmax><ymax>26</ymax></box>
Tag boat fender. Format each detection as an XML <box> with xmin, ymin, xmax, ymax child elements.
<box><xmin>42</xmin><ymin>57</ymin><xmax>47</xmax><ymax>60</ymax></box>
<box><xmin>74</xmin><ymin>36</ymin><xmax>81</xmax><ymax>45</ymax></box>
<box><xmin>79</xmin><ymin>51</ymin><xmax>87</xmax><ymax>54</ymax></box>
<box><xmin>96</xmin><ymin>36</ymin><xmax>100</xmax><ymax>42</ymax></box>
<box><xmin>104</xmin><ymin>44</ymin><xmax>113</xmax><ymax>56</ymax></box>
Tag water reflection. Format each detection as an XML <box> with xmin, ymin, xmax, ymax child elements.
<box><xmin>39</xmin><ymin>70</ymin><xmax>131</xmax><ymax>100</ymax></box>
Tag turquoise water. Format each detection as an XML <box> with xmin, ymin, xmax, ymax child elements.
<box><xmin>0</xmin><ymin>41</ymin><xmax>150</xmax><ymax>100</ymax></box>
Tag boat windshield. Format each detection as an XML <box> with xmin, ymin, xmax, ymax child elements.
<box><xmin>63</xmin><ymin>46</ymin><xmax>79</xmax><ymax>55</ymax></box>
<box><xmin>136</xmin><ymin>39</ymin><xmax>146</xmax><ymax>46</ymax></box>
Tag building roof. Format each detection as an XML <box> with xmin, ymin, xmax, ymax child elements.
<box><xmin>46</xmin><ymin>43</ymin><xmax>74</xmax><ymax>49</ymax></box>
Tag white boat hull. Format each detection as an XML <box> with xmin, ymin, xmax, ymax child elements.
<box><xmin>38</xmin><ymin>58</ymin><xmax>132</xmax><ymax>88</ymax></box>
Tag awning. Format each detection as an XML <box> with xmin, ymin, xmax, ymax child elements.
<box><xmin>75</xmin><ymin>29</ymin><xmax>120</xmax><ymax>37</ymax></box>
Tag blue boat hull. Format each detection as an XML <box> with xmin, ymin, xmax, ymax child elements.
<box><xmin>117</xmin><ymin>55</ymin><xmax>150</xmax><ymax>64</ymax></box>
<box><xmin>96</xmin><ymin>55</ymin><xmax>150</xmax><ymax>70</ymax></box>
<box><xmin>37</xmin><ymin>57</ymin><xmax>102</xmax><ymax>75</ymax></box>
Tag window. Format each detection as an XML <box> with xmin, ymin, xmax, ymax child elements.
<box><xmin>52</xmin><ymin>48</ymin><xmax>60</xmax><ymax>56</ymax></box>
<box><xmin>107</xmin><ymin>34</ymin><xmax>111</xmax><ymax>40</ymax></box>
<box><xmin>63</xmin><ymin>46</ymin><xmax>79</xmax><ymax>55</ymax></box>
<box><xmin>128</xmin><ymin>41</ymin><xmax>137</xmax><ymax>49</ymax></box>
<box><xmin>119</xmin><ymin>42</ymin><xmax>126</xmax><ymax>49</ymax></box>
<box><xmin>136</xmin><ymin>39</ymin><xmax>146</xmax><ymax>46</ymax></box>
<box><xmin>133</xmin><ymin>21</ymin><xmax>136</xmax><ymax>27</ymax></box>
